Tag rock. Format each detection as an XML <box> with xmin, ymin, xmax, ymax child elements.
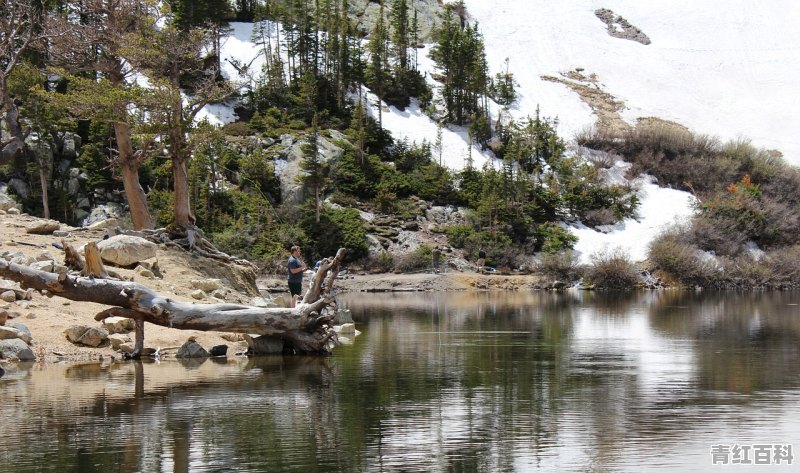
<box><xmin>7</xmin><ymin>208</ymin><xmax>20</xmax><ymax>215</ymax></box>
<box><xmin>102</xmin><ymin>316</ymin><xmax>135</xmax><ymax>334</ymax></box>
<box><xmin>134</xmin><ymin>265</ymin><xmax>155</xmax><ymax>279</ymax></box>
<box><xmin>96</xmin><ymin>234</ymin><xmax>158</xmax><ymax>266</ymax></box>
<box><xmin>64</xmin><ymin>325</ymin><xmax>109</xmax><ymax>347</ymax></box>
<box><xmin>107</xmin><ymin>334</ymin><xmax>130</xmax><ymax>350</ymax></box>
<box><xmin>62</xmin><ymin>132</ymin><xmax>82</xmax><ymax>159</ymax></box>
<box><xmin>136</xmin><ymin>258</ymin><xmax>163</xmax><ymax>278</ymax></box>
<box><xmin>209</xmin><ymin>345</ymin><xmax>228</xmax><ymax>357</ymax></box>
<box><xmin>175</xmin><ymin>340</ymin><xmax>209</xmax><ymax>358</ymax></box>
<box><xmin>334</xmin><ymin>308</ymin><xmax>354</xmax><ymax>325</ymax></box>
<box><xmin>0</xmin><ymin>338</ymin><xmax>35</xmax><ymax>361</ymax></box>
<box><xmin>87</xmin><ymin>218</ymin><xmax>119</xmax><ymax>230</ymax></box>
<box><xmin>8</xmin><ymin>177</ymin><xmax>30</xmax><ymax>199</ymax></box>
<box><xmin>6</xmin><ymin>322</ymin><xmax>31</xmax><ymax>344</ymax></box>
<box><xmin>336</xmin><ymin>323</ymin><xmax>357</xmax><ymax>334</ymax></box>
<box><xmin>221</xmin><ymin>333</ymin><xmax>242</xmax><ymax>342</ymax></box>
<box><xmin>52</xmin><ymin>230</ymin><xmax>70</xmax><ymax>237</ymax></box>
<box><xmin>25</xmin><ymin>219</ymin><xmax>61</xmax><ymax>235</ymax></box>
<box><xmin>81</xmin><ymin>203</ymin><xmax>123</xmax><ymax>227</ymax></box>
<box><xmin>0</xmin><ymin>185</ymin><xmax>17</xmax><ymax>212</ymax></box>
<box><xmin>118</xmin><ymin>342</ymin><xmax>134</xmax><ymax>353</ymax></box>
<box><xmin>191</xmin><ymin>289</ymin><xmax>206</xmax><ymax>300</ymax></box>
<box><xmin>0</xmin><ymin>291</ymin><xmax>16</xmax><ymax>303</ymax></box>
<box><xmin>250</xmin><ymin>296</ymin><xmax>277</xmax><ymax>308</ymax></box>
<box><xmin>36</xmin><ymin>252</ymin><xmax>56</xmax><ymax>262</ymax></box>
<box><xmin>191</xmin><ymin>279</ymin><xmax>222</xmax><ymax>292</ymax></box>
<box><xmin>0</xmin><ymin>309</ymin><xmax>7</xmax><ymax>325</ymax></box>
<box><xmin>244</xmin><ymin>334</ymin><xmax>284</xmax><ymax>355</ymax></box>
<box><xmin>29</xmin><ymin>260</ymin><xmax>54</xmax><ymax>272</ymax></box>
<box><xmin>0</xmin><ymin>326</ymin><xmax>21</xmax><ymax>340</ymax></box>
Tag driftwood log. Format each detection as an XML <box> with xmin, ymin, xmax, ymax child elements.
<box><xmin>0</xmin><ymin>248</ymin><xmax>347</xmax><ymax>357</ymax></box>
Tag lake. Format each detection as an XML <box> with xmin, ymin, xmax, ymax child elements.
<box><xmin>1</xmin><ymin>290</ymin><xmax>799</xmax><ymax>472</ymax></box>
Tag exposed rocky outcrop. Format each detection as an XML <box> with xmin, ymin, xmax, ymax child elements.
<box><xmin>595</xmin><ymin>8</ymin><xmax>651</xmax><ymax>45</ymax></box>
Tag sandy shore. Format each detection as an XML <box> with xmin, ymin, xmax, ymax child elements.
<box><xmin>0</xmin><ymin>212</ymin><xmax>545</xmax><ymax>365</ymax></box>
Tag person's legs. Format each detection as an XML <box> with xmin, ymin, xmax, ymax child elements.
<box><xmin>288</xmin><ymin>281</ymin><xmax>302</xmax><ymax>307</ymax></box>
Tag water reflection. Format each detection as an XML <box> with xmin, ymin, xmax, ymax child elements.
<box><xmin>1</xmin><ymin>290</ymin><xmax>799</xmax><ymax>472</ymax></box>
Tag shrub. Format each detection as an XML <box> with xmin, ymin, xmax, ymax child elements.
<box><xmin>584</xmin><ymin>248</ymin><xmax>639</xmax><ymax>289</ymax></box>
<box><xmin>395</xmin><ymin>244</ymin><xmax>434</xmax><ymax>273</ymax></box>
<box><xmin>534</xmin><ymin>223</ymin><xmax>578</xmax><ymax>253</ymax></box>
<box><xmin>718</xmin><ymin>254</ymin><xmax>771</xmax><ymax>288</ymax></box>
<box><xmin>444</xmin><ymin>224</ymin><xmax>474</xmax><ymax>248</ymax></box>
<box><xmin>222</xmin><ymin>121</ymin><xmax>252</xmax><ymax>136</ymax></box>
<box><xmin>648</xmin><ymin>230</ymin><xmax>714</xmax><ymax>286</ymax></box>
<box><xmin>536</xmin><ymin>251</ymin><xmax>583</xmax><ymax>282</ymax></box>
<box><xmin>373</xmin><ymin>251</ymin><xmax>395</xmax><ymax>273</ymax></box>
<box><xmin>765</xmin><ymin>245</ymin><xmax>800</xmax><ymax>286</ymax></box>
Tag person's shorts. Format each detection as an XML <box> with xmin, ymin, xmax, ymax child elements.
<box><xmin>288</xmin><ymin>281</ymin><xmax>302</xmax><ymax>296</ymax></box>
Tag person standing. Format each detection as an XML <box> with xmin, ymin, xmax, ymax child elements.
<box><xmin>287</xmin><ymin>246</ymin><xmax>307</xmax><ymax>307</ymax></box>
<box><xmin>477</xmin><ymin>247</ymin><xmax>486</xmax><ymax>273</ymax></box>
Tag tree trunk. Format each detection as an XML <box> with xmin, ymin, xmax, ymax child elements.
<box><xmin>0</xmin><ymin>78</ymin><xmax>26</xmax><ymax>163</ymax></box>
<box><xmin>114</xmin><ymin>120</ymin><xmax>154</xmax><ymax>230</ymax></box>
<box><xmin>38</xmin><ymin>159</ymin><xmax>50</xmax><ymax>219</ymax></box>
<box><xmin>0</xmin><ymin>248</ymin><xmax>347</xmax><ymax>355</ymax></box>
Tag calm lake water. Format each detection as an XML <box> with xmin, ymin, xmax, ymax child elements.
<box><xmin>2</xmin><ymin>290</ymin><xmax>800</xmax><ymax>472</ymax></box>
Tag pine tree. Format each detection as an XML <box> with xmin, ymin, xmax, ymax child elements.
<box><xmin>390</xmin><ymin>0</ymin><xmax>409</xmax><ymax>71</ymax></box>
<box><xmin>301</xmin><ymin>113</ymin><xmax>327</xmax><ymax>223</ymax></box>
<box><xmin>365</xmin><ymin>1</ymin><xmax>390</xmax><ymax>129</ymax></box>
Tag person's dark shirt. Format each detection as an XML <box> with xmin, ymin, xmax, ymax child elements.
<box><xmin>288</xmin><ymin>255</ymin><xmax>303</xmax><ymax>282</ymax></box>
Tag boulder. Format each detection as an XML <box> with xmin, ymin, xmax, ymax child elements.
<box><xmin>250</xmin><ymin>296</ymin><xmax>277</xmax><ymax>308</ymax></box>
<box><xmin>96</xmin><ymin>234</ymin><xmax>157</xmax><ymax>266</ymax></box>
<box><xmin>81</xmin><ymin>203</ymin><xmax>123</xmax><ymax>227</ymax></box>
<box><xmin>107</xmin><ymin>334</ymin><xmax>130</xmax><ymax>350</ymax></box>
<box><xmin>244</xmin><ymin>334</ymin><xmax>284</xmax><ymax>355</ymax></box>
<box><xmin>6</xmin><ymin>322</ymin><xmax>31</xmax><ymax>344</ymax></box>
<box><xmin>0</xmin><ymin>338</ymin><xmax>35</xmax><ymax>361</ymax></box>
<box><xmin>6</xmin><ymin>208</ymin><xmax>20</xmax><ymax>215</ymax></box>
<box><xmin>64</xmin><ymin>325</ymin><xmax>109</xmax><ymax>347</ymax></box>
<box><xmin>209</xmin><ymin>345</ymin><xmax>228</xmax><ymax>357</ymax></box>
<box><xmin>29</xmin><ymin>260</ymin><xmax>54</xmax><ymax>273</ymax></box>
<box><xmin>175</xmin><ymin>340</ymin><xmax>209</xmax><ymax>358</ymax></box>
<box><xmin>0</xmin><ymin>326</ymin><xmax>21</xmax><ymax>341</ymax></box>
<box><xmin>102</xmin><ymin>316</ymin><xmax>135</xmax><ymax>334</ymax></box>
<box><xmin>25</xmin><ymin>219</ymin><xmax>61</xmax><ymax>235</ymax></box>
<box><xmin>191</xmin><ymin>279</ymin><xmax>222</xmax><ymax>292</ymax></box>
<box><xmin>190</xmin><ymin>289</ymin><xmax>205</xmax><ymax>300</ymax></box>
<box><xmin>0</xmin><ymin>309</ymin><xmax>7</xmax><ymax>325</ymax></box>
<box><xmin>335</xmin><ymin>323</ymin><xmax>357</xmax><ymax>335</ymax></box>
<box><xmin>334</xmin><ymin>308</ymin><xmax>354</xmax><ymax>325</ymax></box>
<box><xmin>0</xmin><ymin>291</ymin><xmax>15</xmax><ymax>303</ymax></box>
<box><xmin>0</xmin><ymin>184</ymin><xmax>16</xmax><ymax>212</ymax></box>
<box><xmin>87</xmin><ymin>218</ymin><xmax>119</xmax><ymax>230</ymax></box>
<box><xmin>134</xmin><ymin>265</ymin><xmax>155</xmax><ymax>279</ymax></box>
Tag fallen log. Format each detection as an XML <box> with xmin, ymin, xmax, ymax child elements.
<box><xmin>0</xmin><ymin>248</ymin><xmax>347</xmax><ymax>356</ymax></box>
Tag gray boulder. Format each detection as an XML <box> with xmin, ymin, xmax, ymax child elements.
<box><xmin>6</xmin><ymin>322</ymin><xmax>31</xmax><ymax>344</ymax></box>
<box><xmin>244</xmin><ymin>334</ymin><xmax>284</xmax><ymax>355</ymax></box>
<box><xmin>64</xmin><ymin>325</ymin><xmax>109</xmax><ymax>347</ymax></box>
<box><xmin>175</xmin><ymin>340</ymin><xmax>209</xmax><ymax>358</ymax></box>
<box><xmin>0</xmin><ymin>338</ymin><xmax>35</xmax><ymax>361</ymax></box>
<box><xmin>25</xmin><ymin>219</ymin><xmax>61</xmax><ymax>235</ymax></box>
<box><xmin>97</xmin><ymin>235</ymin><xmax>157</xmax><ymax>266</ymax></box>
